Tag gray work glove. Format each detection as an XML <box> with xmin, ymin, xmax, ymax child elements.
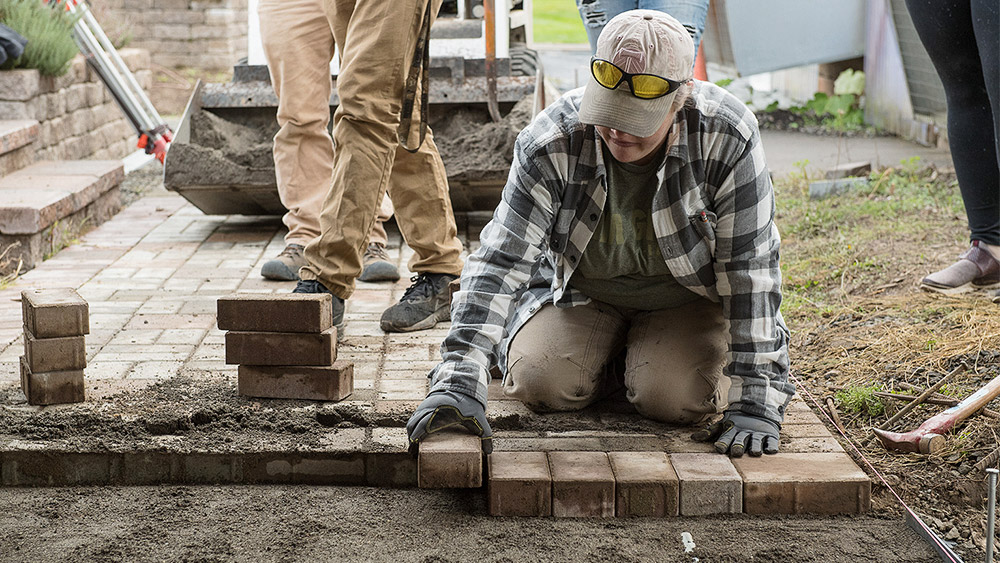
<box><xmin>691</xmin><ymin>411</ymin><xmax>780</xmax><ymax>457</ymax></box>
<box><xmin>406</xmin><ymin>390</ymin><xmax>493</xmax><ymax>454</ymax></box>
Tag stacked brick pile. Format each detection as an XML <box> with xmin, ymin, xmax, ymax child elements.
<box><xmin>217</xmin><ymin>294</ymin><xmax>353</xmax><ymax>401</ymax></box>
<box><xmin>20</xmin><ymin>288</ymin><xmax>89</xmax><ymax>405</ymax></box>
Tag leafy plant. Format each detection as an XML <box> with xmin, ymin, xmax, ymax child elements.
<box><xmin>0</xmin><ymin>0</ymin><xmax>81</xmax><ymax>76</ymax></box>
<box><xmin>835</xmin><ymin>385</ymin><xmax>885</xmax><ymax>416</ymax></box>
<box><xmin>782</xmin><ymin>69</ymin><xmax>868</xmax><ymax>133</ymax></box>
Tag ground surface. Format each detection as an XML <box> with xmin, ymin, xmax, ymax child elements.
<box><xmin>0</xmin><ymin>485</ymin><xmax>938</xmax><ymax>563</ymax></box>
<box><xmin>0</xmin><ymin>129</ymin><xmax>992</xmax><ymax>562</ymax></box>
<box><xmin>776</xmin><ymin>161</ymin><xmax>1000</xmax><ymax>560</ymax></box>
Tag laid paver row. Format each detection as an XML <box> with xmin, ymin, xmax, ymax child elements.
<box><xmin>418</xmin><ymin>433</ymin><xmax>868</xmax><ymax>517</ymax></box>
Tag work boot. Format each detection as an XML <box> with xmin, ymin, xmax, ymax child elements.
<box><xmin>359</xmin><ymin>242</ymin><xmax>400</xmax><ymax>282</ymax></box>
<box><xmin>261</xmin><ymin>244</ymin><xmax>307</xmax><ymax>281</ymax></box>
<box><xmin>293</xmin><ymin>279</ymin><xmax>345</xmax><ymax>332</ymax></box>
<box><xmin>920</xmin><ymin>241</ymin><xmax>1000</xmax><ymax>294</ymax></box>
<box><xmin>380</xmin><ymin>272</ymin><xmax>457</xmax><ymax>332</ymax></box>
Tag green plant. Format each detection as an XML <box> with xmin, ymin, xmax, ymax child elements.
<box><xmin>786</xmin><ymin>69</ymin><xmax>868</xmax><ymax>133</ymax></box>
<box><xmin>835</xmin><ymin>385</ymin><xmax>885</xmax><ymax>416</ymax></box>
<box><xmin>0</xmin><ymin>0</ymin><xmax>81</xmax><ymax>76</ymax></box>
<box><xmin>714</xmin><ymin>78</ymin><xmax>733</xmax><ymax>88</ymax></box>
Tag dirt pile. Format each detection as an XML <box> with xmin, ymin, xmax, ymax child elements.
<box><xmin>164</xmin><ymin>111</ymin><xmax>276</xmax><ymax>190</ymax></box>
<box><xmin>435</xmin><ymin>97</ymin><xmax>534</xmax><ymax>183</ymax></box>
<box><xmin>165</xmin><ymin>98</ymin><xmax>534</xmax><ymax>199</ymax></box>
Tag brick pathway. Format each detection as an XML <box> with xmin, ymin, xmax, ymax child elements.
<box><xmin>0</xmin><ymin>190</ymin><xmax>870</xmax><ymax>514</ymax></box>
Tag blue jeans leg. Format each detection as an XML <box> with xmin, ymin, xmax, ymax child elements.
<box><xmin>575</xmin><ymin>0</ymin><xmax>709</xmax><ymax>60</ymax></box>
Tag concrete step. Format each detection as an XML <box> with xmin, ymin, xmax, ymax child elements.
<box><xmin>0</xmin><ymin>160</ymin><xmax>124</xmax><ymax>273</ymax></box>
<box><xmin>0</xmin><ymin>120</ymin><xmax>39</xmax><ymax>176</ymax></box>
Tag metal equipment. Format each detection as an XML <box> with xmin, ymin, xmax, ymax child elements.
<box><xmin>53</xmin><ymin>0</ymin><xmax>173</xmax><ymax>163</ymax></box>
<box><xmin>163</xmin><ymin>1</ymin><xmax>542</xmax><ymax>215</ymax></box>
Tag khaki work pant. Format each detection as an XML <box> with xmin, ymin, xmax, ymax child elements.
<box><xmin>258</xmin><ymin>0</ymin><xmax>394</xmax><ymax>248</ymax></box>
<box><xmin>300</xmin><ymin>0</ymin><xmax>464</xmax><ymax>298</ymax></box>
<box><xmin>504</xmin><ymin>298</ymin><xmax>729</xmax><ymax>424</ymax></box>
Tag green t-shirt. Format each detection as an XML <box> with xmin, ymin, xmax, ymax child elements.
<box><xmin>568</xmin><ymin>142</ymin><xmax>699</xmax><ymax>310</ymax></box>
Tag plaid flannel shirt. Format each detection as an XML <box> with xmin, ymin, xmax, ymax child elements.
<box><xmin>429</xmin><ymin>81</ymin><xmax>795</xmax><ymax>426</ymax></box>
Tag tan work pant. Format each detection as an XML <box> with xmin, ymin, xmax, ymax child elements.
<box><xmin>504</xmin><ymin>298</ymin><xmax>729</xmax><ymax>424</ymax></box>
<box><xmin>301</xmin><ymin>0</ymin><xmax>464</xmax><ymax>298</ymax></box>
<box><xmin>258</xmin><ymin>0</ymin><xmax>394</xmax><ymax>248</ymax></box>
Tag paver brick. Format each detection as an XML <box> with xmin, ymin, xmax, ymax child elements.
<box><xmin>23</xmin><ymin>331</ymin><xmax>86</xmax><ymax>372</ymax></box>
<box><xmin>225</xmin><ymin>328</ymin><xmax>337</xmax><ymax>366</ymax></box>
<box><xmin>217</xmin><ymin>293</ymin><xmax>332</xmax><ymax>333</ymax></box>
<box><xmin>548</xmin><ymin>451</ymin><xmax>615</xmax><ymax>517</ymax></box>
<box><xmin>21</xmin><ymin>288</ymin><xmax>89</xmax><ymax>338</ymax></box>
<box><xmin>237</xmin><ymin>361</ymin><xmax>353</xmax><ymax>401</ymax></box>
<box><xmin>732</xmin><ymin>452</ymin><xmax>871</xmax><ymax>514</ymax></box>
<box><xmin>488</xmin><ymin>451</ymin><xmax>552</xmax><ymax>517</ymax></box>
<box><xmin>20</xmin><ymin>356</ymin><xmax>85</xmax><ymax>405</ymax></box>
<box><xmin>609</xmin><ymin>451</ymin><xmax>679</xmax><ymax>517</ymax></box>
<box><xmin>367</xmin><ymin>427</ymin><xmax>417</xmax><ymax>487</ymax></box>
<box><xmin>670</xmin><ymin>453</ymin><xmax>742</xmax><ymax>516</ymax></box>
<box><xmin>417</xmin><ymin>431</ymin><xmax>483</xmax><ymax>489</ymax></box>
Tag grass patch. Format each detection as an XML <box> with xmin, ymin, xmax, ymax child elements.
<box><xmin>835</xmin><ymin>385</ymin><xmax>885</xmax><ymax>417</ymax></box>
<box><xmin>0</xmin><ymin>242</ymin><xmax>23</xmax><ymax>290</ymax></box>
<box><xmin>532</xmin><ymin>0</ymin><xmax>588</xmax><ymax>44</ymax></box>
<box><xmin>776</xmin><ymin>157</ymin><xmax>965</xmax><ymax>318</ymax></box>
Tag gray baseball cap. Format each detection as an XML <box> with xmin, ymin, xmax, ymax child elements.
<box><xmin>579</xmin><ymin>10</ymin><xmax>694</xmax><ymax>137</ymax></box>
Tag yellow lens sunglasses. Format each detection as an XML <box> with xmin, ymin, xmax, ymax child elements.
<box><xmin>591</xmin><ymin>57</ymin><xmax>687</xmax><ymax>99</ymax></box>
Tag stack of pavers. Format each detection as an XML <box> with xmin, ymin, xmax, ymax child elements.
<box><xmin>20</xmin><ymin>288</ymin><xmax>89</xmax><ymax>405</ymax></box>
<box><xmin>217</xmin><ymin>293</ymin><xmax>353</xmax><ymax>401</ymax></box>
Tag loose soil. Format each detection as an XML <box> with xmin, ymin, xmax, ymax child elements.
<box><xmin>0</xmin><ymin>485</ymin><xmax>939</xmax><ymax>562</ymax></box>
<box><xmin>4</xmin><ymin>132</ymin><xmax>995</xmax><ymax>561</ymax></box>
<box><xmin>778</xmin><ymin>164</ymin><xmax>1000</xmax><ymax>560</ymax></box>
<box><xmin>164</xmin><ymin>98</ymin><xmax>533</xmax><ymax>194</ymax></box>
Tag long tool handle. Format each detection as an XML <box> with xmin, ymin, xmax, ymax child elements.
<box><xmin>483</xmin><ymin>0</ymin><xmax>501</xmax><ymax>122</ymax></box>
<box><xmin>936</xmin><ymin>374</ymin><xmax>1000</xmax><ymax>422</ymax></box>
<box><xmin>878</xmin><ymin>364</ymin><xmax>965</xmax><ymax>430</ymax></box>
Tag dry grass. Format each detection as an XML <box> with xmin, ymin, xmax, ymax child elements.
<box><xmin>776</xmin><ymin>163</ymin><xmax>1000</xmax><ymax>557</ymax></box>
<box><xmin>0</xmin><ymin>242</ymin><xmax>23</xmax><ymax>289</ymax></box>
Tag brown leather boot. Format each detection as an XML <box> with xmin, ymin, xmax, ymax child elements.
<box><xmin>920</xmin><ymin>241</ymin><xmax>1000</xmax><ymax>294</ymax></box>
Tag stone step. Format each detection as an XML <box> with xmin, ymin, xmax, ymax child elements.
<box><xmin>0</xmin><ymin>120</ymin><xmax>39</xmax><ymax>176</ymax></box>
<box><xmin>0</xmin><ymin>159</ymin><xmax>123</xmax><ymax>273</ymax></box>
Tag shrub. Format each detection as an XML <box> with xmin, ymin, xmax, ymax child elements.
<box><xmin>0</xmin><ymin>0</ymin><xmax>80</xmax><ymax>76</ymax></box>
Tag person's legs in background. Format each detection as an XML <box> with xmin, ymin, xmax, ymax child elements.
<box><xmin>298</xmin><ymin>0</ymin><xmax>463</xmax><ymax>332</ymax></box>
<box><xmin>259</xmin><ymin>0</ymin><xmax>402</xmax><ymax>283</ymax></box>
<box><xmin>576</xmin><ymin>0</ymin><xmax>709</xmax><ymax>58</ymax></box>
<box><xmin>359</xmin><ymin>193</ymin><xmax>401</xmax><ymax>282</ymax></box>
<box><xmin>258</xmin><ymin>0</ymin><xmax>336</xmax><ymax>281</ymax></box>
<box><xmin>907</xmin><ymin>0</ymin><xmax>1000</xmax><ymax>294</ymax></box>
